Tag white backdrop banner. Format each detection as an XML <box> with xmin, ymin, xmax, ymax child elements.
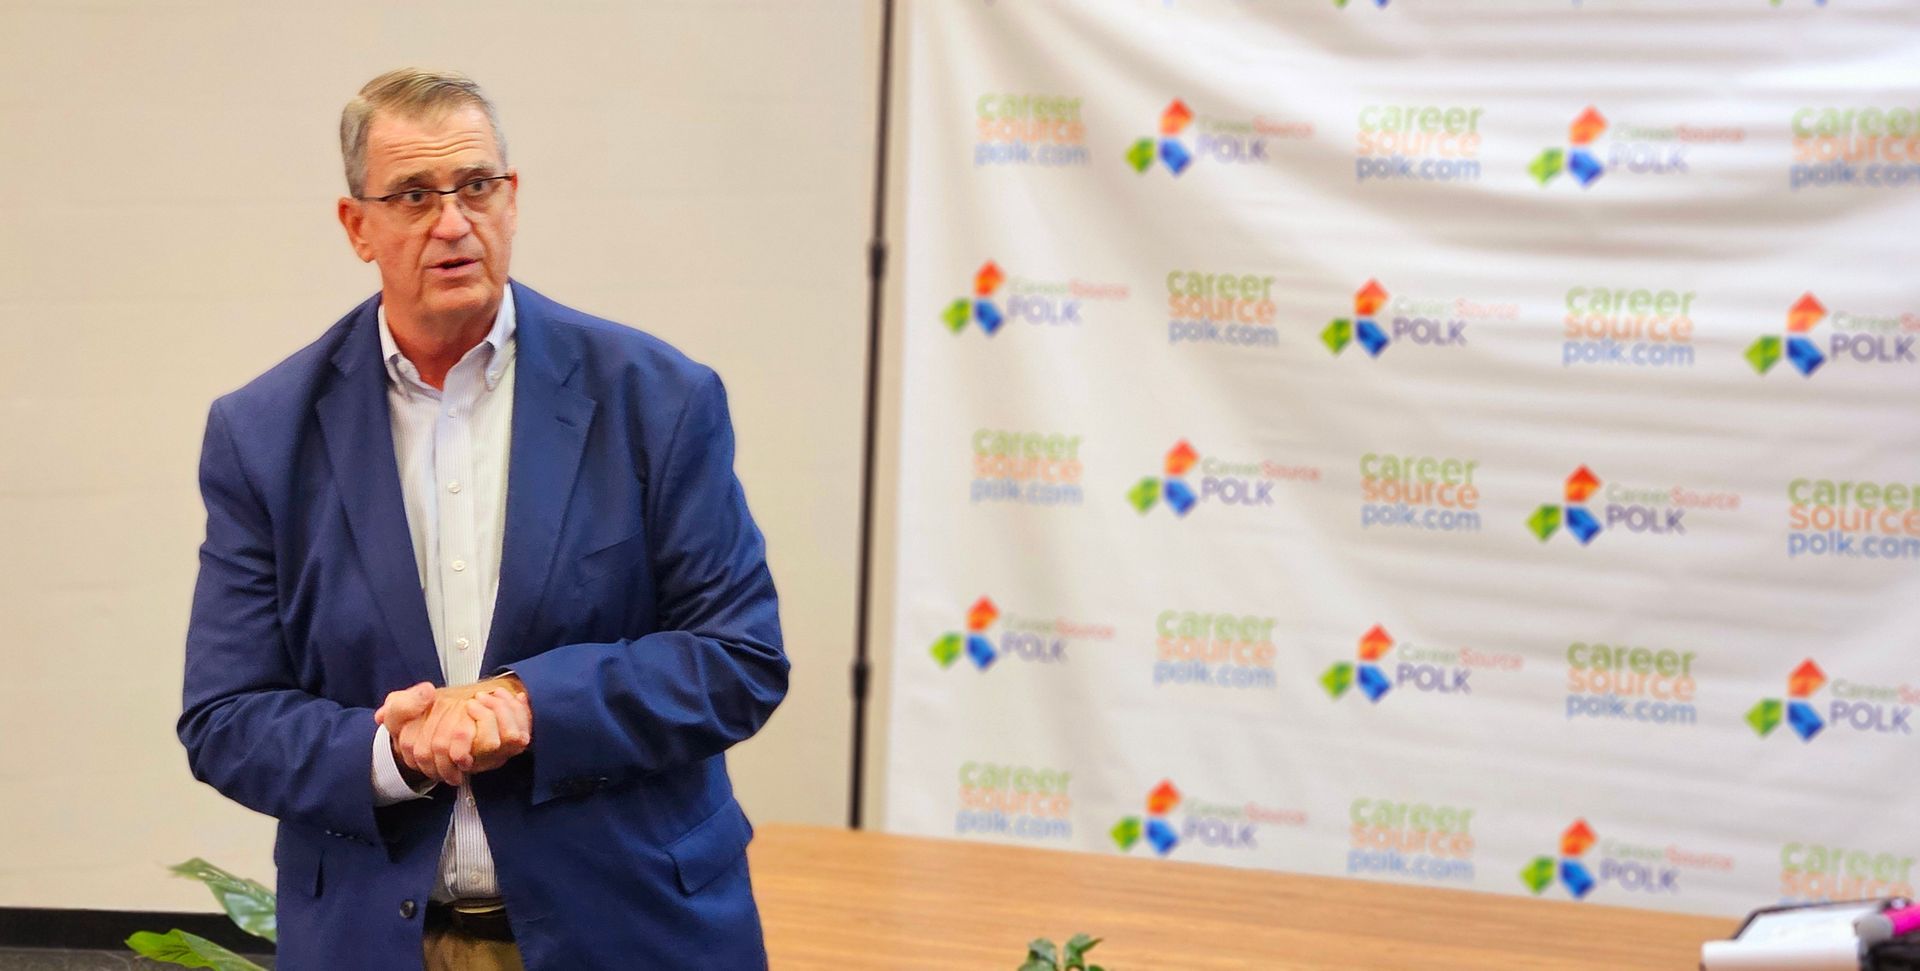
<box><xmin>884</xmin><ymin>0</ymin><xmax>1920</xmax><ymax>918</ymax></box>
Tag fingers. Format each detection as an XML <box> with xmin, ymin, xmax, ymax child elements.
<box><xmin>411</xmin><ymin>699</ymin><xmax>464</xmax><ymax>787</ymax></box>
<box><xmin>485</xmin><ymin>688</ymin><xmax>532</xmax><ymax>749</ymax></box>
<box><xmin>467</xmin><ymin>698</ymin><xmax>502</xmax><ymax>759</ymax></box>
<box><xmin>466</xmin><ymin>691</ymin><xmax>529</xmax><ymax>772</ymax></box>
<box><xmin>437</xmin><ymin>698</ymin><xmax>478</xmax><ymax>773</ymax></box>
<box><xmin>375</xmin><ymin>681</ymin><xmax>436</xmax><ymax>727</ymax></box>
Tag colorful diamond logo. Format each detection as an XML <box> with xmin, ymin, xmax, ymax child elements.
<box><xmin>1128</xmin><ymin>477</ymin><xmax>1160</xmax><ymax>514</ymax></box>
<box><xmin>1160</xmin><ymin>139</ymin><xmax>1193</xmax><ymax>175</ymax></box>
<box><xmin>1146</xmin><ymin>818</ymin><xmax>1180</xmax><ymax>855</ymax></box>
<box><xmin>1126</xmin><ymin>138</ymin><xmax>1156</xmax><ymax>174</ymax></box>
<box><xmin>1746</xmin><ymin>335</ymin><xmax>1782</xmax><ymax>374</ymax></box>
<box><xmin>929</xmin><ymin>633</ymin><xmax>962</xmax><ymax>669</ymax></box>
<box><xmin>1160</xmin><ymin>100</ymin><xmax>1193</xmax><ymax>136</ymax></box>
<box><xmin>1788</xmin><ymin>659</ymin><xmax>1826</xmax><ymax>698</ymax></box>
<box><xmin>1521</xmin><ymin>856</ymin><xmax>1556</xmax><ymax>894</ymax></box>
<box><xmin>1356</xmin><ymin>319</ymin><xmax>1390</xmax><ymax>357</ymax></box>
<box><xmin>1529</xmin><ymin>149</ymin><xmax>1565</xmax><ymax>187</ymax></box>
<box><xmin>1147</xmin><ymin>780</ymin><xmax>1182</xmax><ymax>816</ymax></box>
<box><xmin>1322</xmin><ymin>318</ymin><xmax>1353</xmax><ymax>354</ymax></box>
<box><xmin>1111</xmin><ymin>817</ymin><xmax>1142</xmax><ymax>851</ymax></box>
<box><xmin>1528</xmin><ymin>505</ymin><xmax>1562</xmax><ymax>542</ymax></box>
<box><xmin>1321</xmin><ymin>662</ymin><xmax>1354</xmax><ymax>699</ymax></box>
<box><xmin>967</xmin><ymin>596</ymin><xmax>999</xmax><ymax>633</ymax></box>
<box><xmin>942</xmin><ymin>299</ymin><xmax>971</xmax><ymax>334</ymax></box>
<box><xmin>1569</xmin><ymin>106</ymin><xmax>1607</xmax><ymax>146</ymax></box>
<box><xmin>1561</xmin><ymin>860</ymin><xmax>1597</xmax><ymax>899</ymax></box>
<box><xmin>974</xmin><ymin>300</ymin><xmax>1005</xmax><ymax>335</ymax></box>
<box><xmin>1747</xmin><ymin>699</ymin><xmax>1782</xmax><ymax>737</ymax></box>
<box><xmin>966</xmin><ymin>633</ymin><xmax>997</xmax><ymax>671</ymax></box>
<box><xmin>1164</xmin><ymin>479</ymin><xmax>1198</xmax><ymax>516</ymax></box>
<box><xmin>1566</xmin><ymin>507</ymin><xmax>1602</xmax><ymax>545</ymax></box>
<box><xmin>1165</xmin><ymin>440</ymin><xmax>1199</xmax><ymax>477</ymax></box>
<box><xmin>1568</xmin><ymin>150</ymin><xmax>1605</xmax><ymax>186</ymax></box>
<box><xmin>1788</xmin><ymin>292</ymin><xmax>1826</xmax><ymax>333</ymax></box>
<box><xmin>974</xmin><ymin>261</ymin><xmax>1005</xmax><ymax>297</ymax></box>
<box><xmin>1564</xmin><ymin>466</ymin><xmax>1601</xmax><ymax>503</ymax></box>
<box><xmin>1358</xmin><ymin>625</ymin><xmax>1394</xmax><ymax>662</ymax></box>
<box><xmin>1358</xmin><ymin>665</ymin><xmax>1392</xmax><ymax>702</ymax></box>
<box><xmin>1789</xmin><ymin>701</ymin><xmax>1824</xmax><ymax>741</ymax></box>
<box><xmin>1354</xmin><ymin>279</ymin><xmax>1388</xmax><ymax>316</ymax></box>
<box><xmin>1787</xmin><ymin>336</ymin><xmax>1824</xmax><ymax>377</ymax></box>
<box><xmin>1560</xmin><ymin>819</ymin><xmax>1596</xmax><ymax>857</ymax></box>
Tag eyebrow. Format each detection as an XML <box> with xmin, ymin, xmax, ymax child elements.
<box><xmin>380</xmin><ymin>164</ymin><xmax>502</xmax><ymax>195</ymax></box>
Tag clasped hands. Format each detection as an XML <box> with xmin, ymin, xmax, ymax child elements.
<box><xmin>375</xmin><ymin>676</ymin><xmax>532</xmax><ymax>788</ymax></box>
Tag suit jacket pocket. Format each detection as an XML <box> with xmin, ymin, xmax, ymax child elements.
<box><xmin>576</xmin><ymin>527</ymin><xmax>648</xmax><ymax>586</ymax></box>
<box><xmin>273</xmin><ymin>834</ymin><xmax>324</xmax><ymax>898</ymax></box>
<box><xmin>664</xmin><ymin>801</ymin><xmax>753</xmax><ymax>896</ymax></box>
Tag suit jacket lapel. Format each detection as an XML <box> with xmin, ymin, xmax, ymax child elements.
<box><xmin>315</xmin><ymin>301</ymin><xmax>446</xmax><ymax>689</ymax></box>
<box><xmin>484</xmin><ymin>283</ymin><xmax>597</xmax><ymax>673</ymax></box>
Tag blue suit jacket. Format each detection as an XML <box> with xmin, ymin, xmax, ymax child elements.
<box><xmin>179</xmin><ymin>282</ymin><xmax>787</xmax><ymax>970</ymax></box>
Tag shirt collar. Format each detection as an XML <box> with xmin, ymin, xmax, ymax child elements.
<box><xmin>377</xmin><ymin>286</ymin><xmax>518</xmax><ymax>398</ymax></box>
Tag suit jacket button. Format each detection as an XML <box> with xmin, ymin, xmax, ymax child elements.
<box><xmin>399</xmin><ymin>899</ymin><xmax>417</xmax><ymax>919</ymax></box>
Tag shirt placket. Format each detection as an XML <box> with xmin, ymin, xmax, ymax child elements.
<box><xmin>435</xmin><ymin>352</ymin><xmax>493</xmax><ymax>897</ymax></box>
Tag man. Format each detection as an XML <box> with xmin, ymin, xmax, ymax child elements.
<box><xmin>179</xmin><ymin>69</ymin><xmax>787</xmax><ymax>970</ymax></box>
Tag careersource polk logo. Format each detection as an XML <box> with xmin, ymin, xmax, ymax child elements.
<box><xmin>942</xmin><ymin>260</ymin><xmax>1129</xmax><ymax>338</ymax></box>
<box><xmin>1128</xmin><ymin>440</ymin><xmax>1319</xmax><ymax>518</ymax></box>
<box><xmin>1565</xmin><ymin>642</ymin><xmax>1699</xmax><ymax>728</ymax></box>
<box><xmin>1528</xmin><ymin>466</ymin><xmax>1737</xmax><ymax>546</ymax></box>
<box><xmin>1348</xmin><ymin>798</ymin><xmax>1475</xmax><ymax>885</ymax></box>
<box><xmin>1127</xmin><ymin>99</ymin><xmax>1309</xmax><ymax>177</ymax></box>
<box><xmin>1319</xmin><ymin>625</ymin><xmax>1518</xmax><ymax>704</ymax></box>
<box><xmin>1748</xmin><ymin>293</ymin><xmax>1917</xmax><ymax>377</ymax></box>
<box><xmin>1529</xmin><ymin>106</ymin><xmax>1739</xmax><ymax>188</ymax></box>
<box><xmin>1359</xmin><ymin>452</ymin><xmax>1482</xmax><ymax>534</ymax></box>
<box><xmin>1153</xmin><ymin>609</ymin><xmax>1280</xmax><ymax>691</ymax></box>
<box><xmin>955</xmin><ymin>761</ymin><xmax>1072</xmax><ymax>842</ymax></box>
<box><xmin>969</xmin><ymin>429</ymin><xmax>1083</xmax><ymax>507</ymax></box>
<box><xmin>974</xmin><ymin>93</ymin><xmax>1089</xmax><ymax>167</ymax></box>
<box><xmin>928</xmin><ymin>596</ymin><xmax>1112</xmax><ymax>672</ymax></box>
<box><xmin>1166</xmin><ymin>268</ymin><xmax>1278</xmax><ymax>349</ymax></box>
<box><xmin>1791</xmin><ymin>106</ymin><xmax>1920</xmax><ymax>190</ymax></box>
<box><xmin>1781</xmin><ymin>842</ymin><xmax>1914</xmax><ymax>905</ymax></box>
<box><xmin>1563</xmin><ymin>285</ymin><xmax>1696</xmax><ymax>368</ymax></box>
<box><xmin>1355</xmin><ymin>104</ymin><xmax>1484</xmax><ymax>184</ymax></box>
<box><xmin>1520</xmin><ymin>820</ymin><xmax>1722</xmax><ymax>901</ymax></box>
<box><xmin>1748</xmin><ymin>659</ymin><xmax>1914</xmax><ymax>741</ymax></box>
<box><xmin>1110</xmin><ymin>780</ymin><xmax>1304</xmax><ymax>858</ymax></box>
<box><xmin>1321</xmin><ymin>280</ymin><xmax>1513</xmax><ymax>359</ymax></box>
<box><xmin>1787</xmin><ymin>477</ymin><xmax>1920</xmax><ymax>561</ymax></box>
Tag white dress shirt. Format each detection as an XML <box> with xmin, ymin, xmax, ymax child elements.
<box><xmin>367</xmin><ymin>288</ymin><xmax>517</xmax><ymax>902</ymax></box>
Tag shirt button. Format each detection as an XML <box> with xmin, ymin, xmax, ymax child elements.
<box><xmin>455</xmin><ymin>637</ymin><xmax>471</xmax><ymax>652</ymax></box>
<box><xmin>448</xmin><ymin>481</ymin><xmax>462</xmax><ymax>494</ymax></box>
<box><xmin>399</xmin><ymin>899</ymin><xmax>417</xmax><ymax>919</ymax></box>
<box><xmin>466</xmin><ymin>795</ymin><xmax>477</xmax><ymax>807</ymax></box>
<box><xmin>451</xmin><ymin>559</ymin><xmax>467</xmax><ymax>572</ymax></box>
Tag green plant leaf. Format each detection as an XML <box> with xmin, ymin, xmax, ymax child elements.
<box><xmin>169</xmin><ymin>858</ymin><xmax>277</xmax><ymax>943</ymax></box>
<box><xmin>1017</xmin><ymin>961</ymin><xmax>1055</xmax><ymax>971</ymax></box>
<box><xmin>1063</xmin><ymin>933</ymin><xmax>1103</xmax><ymax>969</ymax></box>
<box><xmin>126</xmin><ymin>930</ymin><xmax>267</xmax><ymax>970</ymax></box>
<box><xmin>1026</xmin><ymin>938</ymin><xmax>1059</xmax><ymax>965</ymax></box>
<box><xmin>1088</xmin><ymin>965</ymin><xmax>1106</xmax><ymax>971</ymax></box>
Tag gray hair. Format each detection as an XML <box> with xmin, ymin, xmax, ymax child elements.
<box><xmin>340</xmin><ymin>68</ymin><xmax>509</xmax><ymax>196</ymax></box>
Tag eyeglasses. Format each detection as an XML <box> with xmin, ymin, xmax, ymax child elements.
<box><xmin>359</xmin><ymin>174</ymin><xmax>513</xmax><ymax>219</ymax></box>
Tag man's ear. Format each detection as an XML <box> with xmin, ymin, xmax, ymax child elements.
<box><xmin>337</xmin><ymin>197</ymin><xmax>375</xmax><ymax>263</ymax></box>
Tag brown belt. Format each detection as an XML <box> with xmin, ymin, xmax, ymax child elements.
<box><xmin>425</xmin><ymin>897</ymin><xmax>515</xmax><ymax>942</ymax></box>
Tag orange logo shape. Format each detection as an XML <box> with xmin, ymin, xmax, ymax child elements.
<box><xmin>1789</xmin><ymin>659</ymin><xmax>1827</xmax><ymax>699</ymax></box>
<box><xmin>974</xmin><ymin>261</ymin><xmax>1006</xmax><ymax>297</ymax></box>
<box><xmin>1161</xmin><ymin>100</ymin><xmax>1193</xmax><ymax>136</ymax></box>
<box><xmin>1147</xmin><ymin>779</ymin><xmax>1182</xmax><ymax>816</ymax></box>
<box><xmin>1165</xmin><ymin>440</ymin><xmax>1199</xmax><ymax>477</ymax></box>
<box><xmin>967</xmin><ymin>596</ymin><xmax>999</xmax><ymax>633</ymax></box>
<box><xmin>1359</xmin><ymin>625</ymin><xmax>1395</xmax><ymax>662</ymax></box>
<box><xmin>1565</xmin><ymin>466</ymin><xmax>1601</xmax><ymax>504</ymax></box>
<box><xmin>1561</xmin><ymin>819</ymin><xmax>1597</xmax><ymax>857</ymax></box>
<box><xmin>1354</xmin><ymin>279</ymin><xmax>1389</xmax><ymax>316</ymax></box>
<box><xmin>1788</xmin><ymin>293</ymin><xmax>1826</xmax><ymax>333</ymax></box>
<box><xmin>1570</xmin><ymin>107</ymin><xmax>1607</xmax><ymax>146</ymax></box>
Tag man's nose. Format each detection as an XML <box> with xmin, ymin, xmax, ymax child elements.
<box><xmin>428</xmin><ymin>194</ymin><xmax>473</xmax><ymax>239</ymax></box>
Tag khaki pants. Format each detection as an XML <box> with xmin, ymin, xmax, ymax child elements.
<box><xmin>422</xmin><ymin>925</ymin><xmax>526</xmax><ymax>971</ymax></box>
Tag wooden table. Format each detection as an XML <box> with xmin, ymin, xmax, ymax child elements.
<box><xmin>749</xmin><ymin>825</ymin><xmax>1734</xmax><ymax>970</ymax></box>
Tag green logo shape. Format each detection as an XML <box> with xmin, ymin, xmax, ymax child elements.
<box><xmin>1528</xmin><ymin>504</ymin><xmax>1562</xmax><ymax>542</ymax></box>
<box><xmin>1321</xmin><ymin>318</ymin><xmax>1353</xmax><ymax>355</ymax></box>
<box><xmin>1747</xmin><ymin>698</ymin><xmax>1783</xmax><ymax>737</ymax></box>
<box><xmin>1529</xmin><ymin>149</ymin><xmax>1565</xmax><ymax>187</ymax></box>
<box><xmin>930</xmin><ymin>633</ymin><xmax>962</xmax><ymax>669</ymax></box>
<box><xmin>1746</xmin><ymin>335</ymin><xmax>1782</xmax><ymax>375</ymax></box>
<box><xmin>1126</xmin><ymin>138</ymin><xmax>1156</xmax><ymax>174</ymax></box>
<box><xmin>1320</xmin><ymin>662</ymin><xmax>1353</xmax><ymax>699</ymax></box>
<box><xmin>1111</xmin><ymin>816</ymin><xmax>1142</xmax><ymax>851</ymax></box>
<box><xmin>1520</xmin><ymin>856</ymin><xmax>1556</xmax><ymax>894</ymax></box>
<box><xmin>1128</xmin><ymin>477</ymin><xmax>1161</xmax><ymax>514</ymax></box>
<box><xmin>942</xmin><ymin>299</ymin><xmax>971</xmax><ymax>334</ymax></box>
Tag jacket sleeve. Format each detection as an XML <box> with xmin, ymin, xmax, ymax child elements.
<box><xmin>178</xmin><ymin>400</ymin><xmax>384</xmax><ymax>843</ymax></box>
<box><xmin>507</xmin><ymin>370</ymin><xmax>789</xmax><ymax>805</ymax></box>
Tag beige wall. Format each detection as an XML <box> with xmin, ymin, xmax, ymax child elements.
<box><xmin>0</xmin><ymin>1</ymin><xmax>888</xmax><ymax>910</ymax></box>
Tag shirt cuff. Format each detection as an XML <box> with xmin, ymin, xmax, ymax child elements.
<box><xmin>372</xmin><ymin>722</ymin><xmax>436</xmax><ymax>806</ymax></box>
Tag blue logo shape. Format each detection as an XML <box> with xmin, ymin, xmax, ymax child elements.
<box><xmin>1561</xmin><ymin>860</ymin><xmax>1596</xmax><ymax>899</ymax></box>
<box><xmin>1788</xmin><ymin>701</ymin><xmax>1824</xmax><ymax>741</ymax></box>
<box><xmin>1566</xmin><ymin>507</ymin><xmax>1603</xmax><ymax>545</ymax></box>
<box><xmin>1146</xmin><ymin>818</ymin><xmax>1180</xmax><ymax>855</ymax></box>
<box><xmin>1787</xmin><ymin>337</ymin><xmax>1825</xmax><ymax>377</ymax></box>
<box><xmin>1160</xmin><ymin>140</ymin><xmax>1192</xmax><ymax>176</ymax></box>
<box><xmin>966</xmin><ymin>633</ymin><xmax>998</xmax><ymax>671</ymax></box>
<box><xmin>1164</xmin><ymin>479</ymin><xmax>1198</xmax><ymax>516</ymax></box>
<box><xmin>1568</xmin><ymin>150</ymin><xmax>1605</xmax><ymax>187</ymax></box>
<box><xmin>1356</xmin><ymin>319</ymin><xmax>1390</xmax><ymax>357</ymax></box>
<box><xmin>975</xmin><ymin>300</ymin><xmax>1004</xmax><ymax>335</ymax></box>
<box><xmin>1358</xmin><ymin>664</ymin><xmax>1392</xmax><ymax>703</ymax></box>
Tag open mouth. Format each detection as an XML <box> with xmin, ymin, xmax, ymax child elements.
<box><xmin>432</xmin><ymin>258</ymin><xmax>478</xmax><ymax>271</ymax></box>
